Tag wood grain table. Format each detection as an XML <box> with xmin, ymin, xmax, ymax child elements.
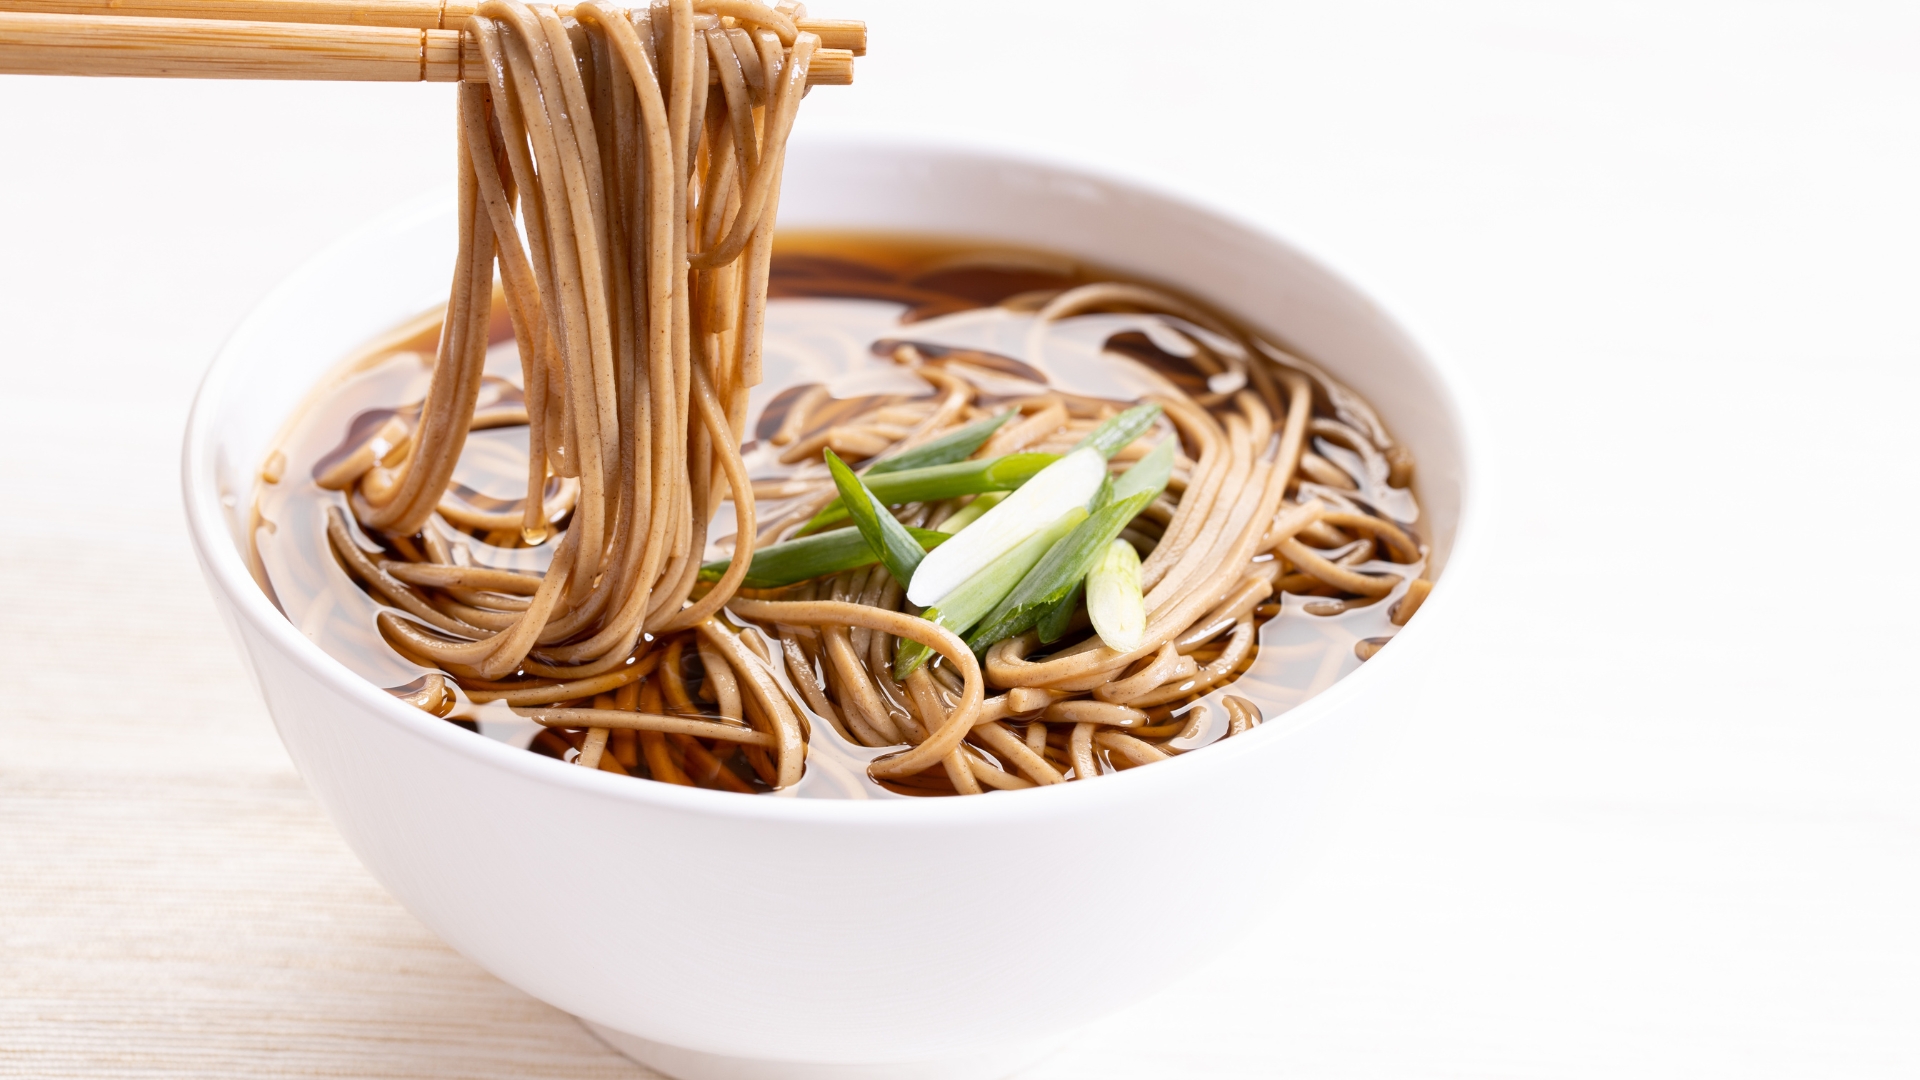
<box><xmin>4</xmin><ymin>3</ymin><xmax>1917</xmax><ymax>1077</ymax></box>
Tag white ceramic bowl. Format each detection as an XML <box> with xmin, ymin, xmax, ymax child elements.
<box><xmin>183</xmin><ymin>141</ymin><xmax>1476</xmax><ymax>1080</ymax></box>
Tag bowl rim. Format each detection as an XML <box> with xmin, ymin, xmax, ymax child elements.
<box><xmin>181</xmin><ymin>136</ymin><xmax>1481</xmax><ymax>826</ymax></box>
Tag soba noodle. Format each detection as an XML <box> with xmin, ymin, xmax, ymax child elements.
<box><xmin>270</xmin><ymin>2</ymin><xmax>1434</xmax><ymax>796</ymax></box>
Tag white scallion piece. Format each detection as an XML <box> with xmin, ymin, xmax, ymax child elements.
<box><xmin>1086</xmin><ymin>538</ymin><xmax>1146</xmax><ymax>653</ymax></box>
<box><xmin>905</xmin><ymin>447</ymin><xmax>1106</xmax><ymax>607</ymax></box>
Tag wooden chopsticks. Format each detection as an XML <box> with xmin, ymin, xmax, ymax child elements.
<box><xmin>0</xmin><ymin>1</ymin><xmax>865</xmax><ymax>50</ymax></box>
<box><xmin>0</xmin><ymin>1</ymin><xmax>862</xmax><ymax>83</ymax></box>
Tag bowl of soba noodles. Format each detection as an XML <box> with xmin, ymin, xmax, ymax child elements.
<box><xmin>183</xmin><ymin>33</ymin><xmax>1473</xmax><ymax>1072</ymax></box>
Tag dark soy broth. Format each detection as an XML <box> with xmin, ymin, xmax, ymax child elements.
<box><xmin>254</xmin><ymin>233</ymin><xmax>1427</xmax><ymax>798</ymax></box>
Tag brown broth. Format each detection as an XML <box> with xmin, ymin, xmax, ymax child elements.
<box><xmin>253</xmin><ymin>233</ymin><xmax>1427</xmax><ymax>798</ymax></box>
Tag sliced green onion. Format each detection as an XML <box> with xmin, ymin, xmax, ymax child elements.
<box><xmin>865</xmin><ymin>410</ymin><xmax>1014</xmax><ymax>476</ymax></box>
<box><xmin>904</xmin><ymin>447</ymin><xmax>1106</xmax><ymax>607</ymax></box>
<box><xmin>796</xmin><ymin>452</ymin><xmax>1057</xmax><ymax>536</ymax></box>
<box><xmin>697</xmin><ymin>526</ymin><xmax>949</xmax><ymax>589</ymax></box>
<box><xmin>1111</xmin><ymin>436</ymin><xmax>1175</xmax><ymax>503</ymax></box>
<box><xmin>825</xmin><ymin>448</ymin><xmax>926</xmax><ymax>587</ymax></box>
<box><xmin>963</xmin><ymin>448</ymin><xmax>1175</xmax><ymax>650</ymax></box>
<box><xmin>963</xmin><ymin>490</ymin><xmax>1155</xmax><ymax>650</ymax></box>
<box><xmin>935</xmin><ymin>491</ymin><xmax>1006</xmax><ymax>534</ymax></box>
<box><xmin>1073</xmin><ymin>403</ymin><xmax>1163</xmax><ymax>459</ymax></box>
<box><xmin>1036</xmin><ymin>577</ymin><xmax>1083</xmax><ymax>644</ymax></box>
<box><xmin>1085</xmin><ymin>538</ymin><xmax>1145</xmax><ymax>652</ymax></box>
<box><xmin>894</xmin><ymin>506</ymin><xmax>1087</xmax><ymax>680</ymax></box>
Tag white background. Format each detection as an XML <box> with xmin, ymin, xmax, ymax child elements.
<box><xmin>2</xmin><ymin>2</ymin><xmax>1916</xmax><ymax>1077</ymax></box>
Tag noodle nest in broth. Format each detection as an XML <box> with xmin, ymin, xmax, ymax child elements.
<box><xmin>253</xmin><ymin>0</ymin><xmax>1435</xmax><ymax>798</ymax></box>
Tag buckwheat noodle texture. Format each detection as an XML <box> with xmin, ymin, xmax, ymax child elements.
<box><xmin>711</xmin><ymin>324</ymin><xmax>1430</xmax><ymax>795</ymax></box>
<box><xmin>325</xmin><ymin>0</ymin><xmax>812</xmax><ymax>785</ymax></box>
<box><xmin>310</xmin><ymin>2</ymin><xmax>1433</xmax><ymax>795</ymax></box>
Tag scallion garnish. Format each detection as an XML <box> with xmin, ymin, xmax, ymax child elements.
<box><xmin>933</xmin><ymin>491</ymin><xmax>1005</xmax><ymax>535</ymax></box>
<box><xmin>903</xmin><ymin>446</ymin><xmax>1107</xmax><ymax>607</ymax></box>
<box><xmin>1111</xmin><ymin>436</ymin><xmax>1175</xmax><ymax>502</ymax></box>
<box><xmin>893</xmin><ymin>506</ymin><xmax>1088</xmax><ymax>680</ymax></box>
<box><xmin>962</xmin><ymin>443</ymin><xmax>1175</xmax><ymax>650</ymax></box>
<box><xmin>825</xmin><ymin>448</ymin><xmax>928</xmax><ymax>587</ymax></box>
<box><xmin>1035</xmin><ymin>577</ymin><xmax>1083</xmax><ymax>644</ymax></box>
<box><xmin>1073</xmin><ymin>402</ymin><xmax>1163</xmax><ymax>459</ymax></box>
<box><xmin>1085</xmin><ymin>538</ymin><xmax>1145</xmax><ymax>652</ymax></box>
<box><xmin>864</xmin><ymin>409</ymin><xmax>1014</xmax><ymax>476</ymax></box>
<box><xmin>697</xmin><ymin>526</ymin><xmax>948</xmax><ymax>589</ymax></box>
<box><xmin>795</xmin><ymin>452</ymin><xmax>1057</xmax><ymax>536</ymax></box>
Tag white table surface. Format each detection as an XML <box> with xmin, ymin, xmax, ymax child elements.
<box><xmin>3</xmin><ymin>2</ymin><xmax>1916</xmax><ymax>1077</ymax></box>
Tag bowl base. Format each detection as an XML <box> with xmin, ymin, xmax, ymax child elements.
<box><xmin>579</xmin><ymin>1019</ymin><xmax>1070</xmax><ymax>1080</ymax></box>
